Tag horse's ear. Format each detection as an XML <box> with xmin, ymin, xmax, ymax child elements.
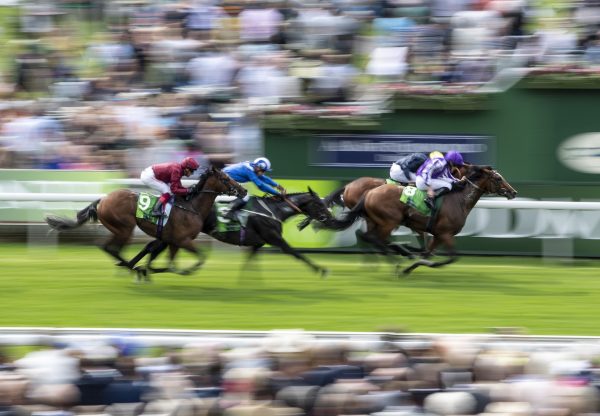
<box><xmin>308</xmin><ymin>186</ymin><xmax>317</xmax><ymax>197</ymax></box>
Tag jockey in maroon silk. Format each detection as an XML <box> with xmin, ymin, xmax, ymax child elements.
<box><xmin>140</xmin><ymin>157</ymin><xmax>200</xmax><ymax>216</ymax></box>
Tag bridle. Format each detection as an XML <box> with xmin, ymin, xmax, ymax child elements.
<box><xmin>464</xmin><ymin>169</ymin><xmax>505</xmax><ymax>194</ymax></box>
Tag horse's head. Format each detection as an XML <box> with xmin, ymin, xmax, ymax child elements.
<box><xmin>290</xmin><ymin>187</ymin><xmax>333</xmax><ymax>224</ymax></box>
<box><xmin>210</xmin><ymin>166</ymin><xmax>247</xmax><ymax>198</ymax></box>
<box><xmin>473</xmin><ymin>166</ymin><xmax>517</xmax><ymax>199</ymax></box>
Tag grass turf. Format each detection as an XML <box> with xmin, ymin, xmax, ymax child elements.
<box><xmin>0</xmin><ymin>243</ymin><xmax>599</xmax><ymax>335</ymax></box>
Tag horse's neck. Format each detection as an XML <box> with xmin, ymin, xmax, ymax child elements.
<box><xmin>190</xmin><ymin>178</ymin><xmax>219</xmax><ymax>215</ymax></box>
<box><xmin>260</xmin><ymin>195</ymin><xmax>304</xmax><ymax>221</ymax></box>
<box><xmin>461</xmin><ymin>180</ymin><xmax>486</xmax><ymax>212</ymax></box>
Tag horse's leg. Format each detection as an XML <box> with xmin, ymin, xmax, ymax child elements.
<box><xmin>402</xmin><ymin>235</ymin><xmax>457</xmax><ymax>275</ymax></box>
<box><xmin>244</xmin><ymin>245</ymin><xmax>262</xmax><ymax>267</ymax></box>
<box><xmin>356</xmin><ymin>229</ymin><xmax>395</xmax><ymax>262</ymax></box>
<box><xmin>126</xmin><ymin>240</ymin><xmax>161</xmax><ymax>269</ymax></box>
<box><xmin>238</xmin><ymin>245</ymin><xmax>263</xmax><ymax>282</ymax></box>
<box><xmin>102</xmin><ymin>233</ymin><xmax>132</xmax><ymax>268</ymax></box>
<box><xmin>403</xmin><ymin>232</ymin><xmax>428</xmax><ymax>254</ymax></box>
<box><xmin>144</xmin><ymin>241</ymin><xmax>170</xmax><ymax>273</ymax></box>
<box><xmin>168</xmin><ymin>239</ymin><xmax>206</xmax><ymax>276</ymax></box>
<box><xmin>124</xmin><ymin>240</ymin><xmax>164</xmax><ymax>283</ymax></box>
<box><xmin>263</xmin><ymin>232</ymin><xmax>328</xmax><ymax>278</ymax></box>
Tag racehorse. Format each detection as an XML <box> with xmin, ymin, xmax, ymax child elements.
<box><xmin>299</xmin><ymin>166</ymin><xmax>471</xmax><ymax>253</ymax></box>
<box><xmin>320</xmin><ymin>165</ymin><xmax>517</xmax><ymax>275</ymax></box>
<box><xmin>45</xmin><ymin>166</ymin><xmax>247</xmax><ymax>277</ymax></box>
<box><xmin>131</xmin><ymin>188</ymin><xmax>335</xmax><ymax>279</ymax></box>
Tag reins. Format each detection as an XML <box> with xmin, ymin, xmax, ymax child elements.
<box><xmin>283</xmin><ymin>196</ymin><xmax>303</xmax><ymax>214</ymax></box>
<box><xmin>464</xmin><ymin>177</ymin><xmax>481</xmax><ymax>190</ymax></box>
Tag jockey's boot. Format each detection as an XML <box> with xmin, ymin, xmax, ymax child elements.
<box><xmin>426</xmin><ymin>188</ymin><xmax>449</xmax><ymax>210</ymax></box>
<box><xmin>224</xmin><ymin>197</ymin><xmax>245</xmax><ymax>221</ymax></box>
<box><xmin>152</xmin><ymin>193</ymin><xmax>170</xmax><ymax>217</ymax></box>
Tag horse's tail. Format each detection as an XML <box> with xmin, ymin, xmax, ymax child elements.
<box><xmin>319</xmin><ymin>195</ymin><xmax>366</xmax><ymax>231</ymax></box>
<box><xmin>323</xmin><ymin>186</ymin><xmax>345</xmax><ymax>208</ymax></box>
<box><xmin>45</xmin><ymin>199</ymin><xmax>100</xmax><ymax>232</ymax></box>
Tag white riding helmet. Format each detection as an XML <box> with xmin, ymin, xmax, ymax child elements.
<box><xmin>252</xmin><ymin>157</ymin><xmax>272</xmax><ymax>172</ymax></box>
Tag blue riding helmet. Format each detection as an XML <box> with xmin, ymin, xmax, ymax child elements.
<box><xmin>251</xmin><ymin>157</ymin><xmax>272</xmax><ymax>172</ymax></box>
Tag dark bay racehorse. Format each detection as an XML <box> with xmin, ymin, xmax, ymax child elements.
<box><xmin>134</xmin><ymin>189</ymin><xmax>334</xmax><ymax>278</ymax></box>
<box><xmin>321</xmin><ymin>165</ymin><xmax>517</xmax><ymax>275</ymax></box>
<box><xmin>45</xmin><ymin>166</ymin><xmax>247</xmax><ymax>277</ymax></box>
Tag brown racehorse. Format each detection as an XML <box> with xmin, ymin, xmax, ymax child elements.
<box><xmin>320</xmin><ymin>165</ymin><xmax>517</xmax><ymax>275</ymax></box>
<box><xmin>299</xmin><ymin>167</ymin><xmax>466</xmax><ymax>253</ymax></box>
<box><xmin>45</xmin><ymin>166</ymin><xmax>247</xmax><ymax>278</ymax></box>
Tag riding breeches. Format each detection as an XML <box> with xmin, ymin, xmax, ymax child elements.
<box><xmin>389</xmin><ymin>163</ymin><xmax>416</xmax><ymax>184</ymax></box>
<box><xmin>415</xmin><ymin>176</ymin><xmax>453</xmax><ymax>192</ymax></box>
<box><xmin>141</xmin><ymin>167</ymin><xmax>171</xmax><ymax>195</ymax></box>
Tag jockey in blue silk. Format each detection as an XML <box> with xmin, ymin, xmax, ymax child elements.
<box><xmin>415</xmin><ymin>150</ymin><xmax>465</xmax><ymax>209</ymax></box>
<box><xmin>222</xmin><ymin>157</ymin><xmax>286</xmax><ymax>220</ymax></box>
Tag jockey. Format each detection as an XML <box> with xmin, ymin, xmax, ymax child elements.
<box><xmin>140</xmin><ymin>156</ymin><xmax>201</xmax><ymax>216</ymax></box>
<box><xmin>222</xmin><ymin>157</ymin><xmax>286</xmax><ymax>220</ymax></box>
<box><xmin>389</xmin><ymin>152</ymin><xmax>428</xmax><ymax>184</ymax></box>
<box><xmin>415</xmin><ymin>150</ymin><xmax>465</xmax><ymax>209</ymax></box>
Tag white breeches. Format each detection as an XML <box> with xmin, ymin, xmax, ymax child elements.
<box><xmin>389</xmin><ymin>163</ymin><xmax>416</xmax><ymax>183</ymax></box>
<box><xmin>415</xmin><ymin>176</ymin><xmax>453</xmax><ymax>191</ymax></box>
<box><xmin>140</xmin><ymin>167</ymin><xmax>171</xmax><ymax>195</ymax></box>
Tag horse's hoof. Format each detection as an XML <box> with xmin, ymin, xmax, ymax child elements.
<box><xmin>319</xmin><ymin>268</ymin><xmax>329</xmax><ymax>279</ymax></box>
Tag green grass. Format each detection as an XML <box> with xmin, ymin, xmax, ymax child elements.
<box><xmin>1</xmin><ymin>243</ymin><xmax>599</xmax><ymax>335</ymax></box>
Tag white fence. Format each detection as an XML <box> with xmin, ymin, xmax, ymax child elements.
<box><xmin>2</xmin><ymin>190</ymin><xmax>600</xmax><ymax>257</ymax></box>
<box><xmin>0</xmin><ymin>326</ymin><xmax>598</xmax><ymax>350</ymax></box>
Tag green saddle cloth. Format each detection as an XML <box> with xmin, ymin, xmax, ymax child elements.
<box><xmin>135</xmin><ymin>192</ymin><xmax>171</xmax><ymax>225</ymax></box>
<box><xmin>214</xmin><ymin>200</ymin><xmax>254</xmax><ymax>232</ymax></box>
<box><xmin>399</xmin><ymin>186</ymin><xmax>432</xmax><ymax>216</ymax></box>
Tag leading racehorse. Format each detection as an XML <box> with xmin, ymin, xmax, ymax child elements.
<box><xmin>299</xmin><ymin>169</ymin><xmax>465</xmax><ymax>253</ymax></box>
<box><xmin>319</xmin><ymin>165</ymin><xmax>517</xmax><ymax>275</ymax></box>
<box><xmin>45</xmin><ymin>166</ymin><xmax>247</xmax><ymax>277</ymax></box>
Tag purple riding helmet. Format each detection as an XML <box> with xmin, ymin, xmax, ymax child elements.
<box><xmin>444</xmin><ymin>150</ymin><xmax>464</xmax><ymax>166</ymax></box>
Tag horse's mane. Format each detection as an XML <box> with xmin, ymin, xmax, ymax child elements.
<box><xmin>259</xmin><ymin>192</ymin><xmax>312</xmax><ymax>204</ymax></box>
<box><xmin>262</xmin><ymin>192</ymin><xmax>306</xmax><ymax>199</ymax></box>
<box><xmin>186</xmin><ymin>168</ymin><xmax>211</xmax><ymax>198</ymax></box>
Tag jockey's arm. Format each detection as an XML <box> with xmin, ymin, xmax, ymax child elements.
<box><xmin>248</xmin><ymin>171</ymin><xmax>281</xmax><ymax>196</ymax></box>
<box><xmin>169</xmin><ymin>168</ymin><xmax>189</xmax><ymax>195</ymax></box>
<box><xmin>260</xmin><ymin>174</ymin><xmax>286</xmax><ymax>193</ymax></box>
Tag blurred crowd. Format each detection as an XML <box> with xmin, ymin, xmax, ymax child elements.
<box><xmin>2</xmin><ymin>0</ymin><xmax>600</xmax><ymax>172</ymax></box>
<box><xmin>2</xmin><ymin>332</ymin><xmax>600</xmax><ymax>415</ymax></box>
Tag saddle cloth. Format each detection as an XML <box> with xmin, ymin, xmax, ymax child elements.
<box><xmin>399</xmin><ymin>186</ymin><xmax>432</xmax><ymax>216</ymax></box>
<box><xmin>135</xmin><ymin>192</ymin><xmax>173</xmax><ymax>225</ymax></box>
